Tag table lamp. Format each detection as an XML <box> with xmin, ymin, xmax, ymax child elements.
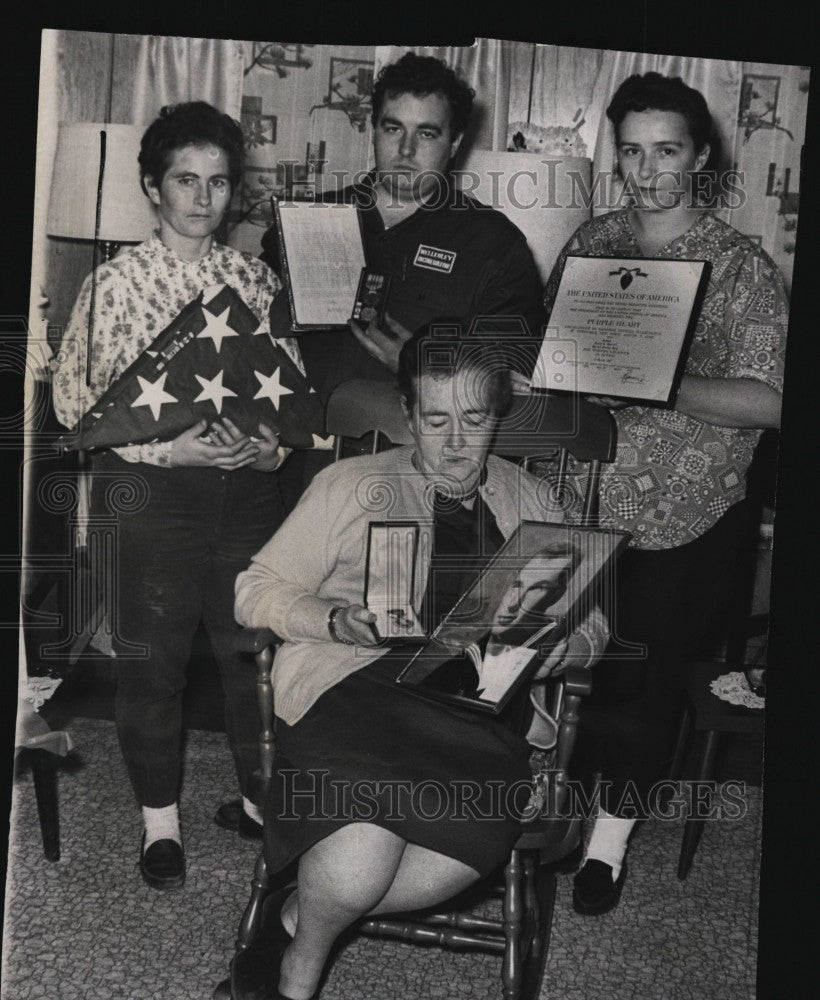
<box><xmin>46</xmin><ymin>122</ymin><xmax>157</xmax><ymax>259</ymax></box>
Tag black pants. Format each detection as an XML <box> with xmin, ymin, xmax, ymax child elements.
<box><xmin>575</xmin><ymin>500</ymin><xmax>755</xmax><ymax>816</ymax></box>
<box><xmin>91</xmin><ymin>452</ymin><xmax>286</xmax><ymax>808</ymax></box>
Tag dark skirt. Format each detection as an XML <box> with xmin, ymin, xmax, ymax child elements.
<box><xmin>263</xmin><ymin>651</ymin><xmax>532</xmax><ymax>878</ymax></box>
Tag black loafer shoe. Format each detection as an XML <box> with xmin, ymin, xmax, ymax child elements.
<box><xmin>214</xmin><ymin>799</ymin><xmax>264</xmax><ymax>842</ymax></box>
<box><xmin>572</xmin><ymin>859</ymin><xmax>627</xmax><ymax>915</ymax></box>
<box><xmin>228</xmin><ymin>886</ymin><xmax>295</xmax><ymax>1000</ymax></box>
<box><xmin>139</xmin><ymin>835</ymin><xmax>185</xmax><ymax>890</ymax></box>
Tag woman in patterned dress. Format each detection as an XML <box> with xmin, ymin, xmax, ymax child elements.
<box><xmin>52</xmin><ymin>102</ymin><xmax>304</xmax><ymax>889</ymax></box>
<box><xmin>540</xmin><ymin>72</ymin><xmax>788</xmax><ymax>914</ymax></box>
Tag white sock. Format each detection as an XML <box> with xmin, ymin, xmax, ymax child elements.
<box><xmin>584</xmin><ymin>809</ymin><xmax>635</xmax><ymax>881</ymax></box>
<box><xmin>142</xmin><ymin>804</ymin><xmax>181</xmax><ymax>850</ymax></box>
<box><xmin>242</xmin><ymin>796</ymin><xmax>263</xmax><ymax>826</ymax></box>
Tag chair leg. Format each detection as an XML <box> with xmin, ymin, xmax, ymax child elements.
<box><xmin>30</xmin><ymin>749</ymin><xmax>60</xmax><ymax>862</ymax></box>
<box><xmin>519</xmin><ymin>855</ymin><xmax>557</xmax><ymax>1000</ymax></box>
<box><xmin>677</xmin><ymin>728</ymin><xmax>720</xmax><ymax>881</ymax></box>
<box><xmin>235</xmin><ymin>850</ymin><xmax>271</xmax><ymax>952</ymax></box>
<box><xmin>501</xmin><ymin>849</ymin><xmax>525</xmax><ymax>1000</ymax></box>
<box><xmin>255</xmin><ymin>644</ymin><xmax>276</xmax><ymax>784</ymax></box>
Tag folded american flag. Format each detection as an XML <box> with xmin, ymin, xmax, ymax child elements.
<box><xmin>56</xmin><ymin>284</ymin><xmax>327</xmax><ymax>451</ymax></box>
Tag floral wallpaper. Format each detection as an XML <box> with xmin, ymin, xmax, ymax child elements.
<box><xmin>227</xmin><ymin>42</ymin><xmax>375</xmax><ymax>257</ymax></box>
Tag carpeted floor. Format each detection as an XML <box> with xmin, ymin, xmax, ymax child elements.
<box><xmin>2</xmin><ymin>716</ymin><xmax>762</xmax><ymax>1000</ymax></box>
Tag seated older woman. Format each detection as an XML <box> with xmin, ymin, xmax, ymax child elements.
<box><xmin>230</xmin><ymin>325</ymin><xmax>608</xmax><ymax>1000</ymax></box>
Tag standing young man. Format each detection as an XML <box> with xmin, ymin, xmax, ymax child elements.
<box><xmin>263</xmin><ymin>51</ymin><xmax>545</xmax><ymax>503</ymax></box>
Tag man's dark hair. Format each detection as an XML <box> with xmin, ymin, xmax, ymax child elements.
<box><xmin>606</xmin><ymin>72</ymin><xmax>718</xmax><ymax>169</ymax></box>
<box><xmin>138</xmin><ymin>101</ymin><xmax>245</xmax><ymax>195</ymax></box>
<box><xmin>397</xmin><ymin>320</ymin><xmax>512</xmax><ymax>416</ymax></box>
<box><xmin>371</xmin><ymin>52</ymin><xmax>475</xmax><ymax>139</ymax></box>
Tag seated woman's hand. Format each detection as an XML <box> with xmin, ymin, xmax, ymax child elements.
<box><xmin>332</xmin><ymin>604</ymin><xmax>380</xmax><ymax>646</ymax></box>
<box><xmin>532</xmin><ymin>638</ymin><xmax>569</xmax><ymax>679</ymax></box>
<box><xmin>169</xmin><ymin>418</ymin><xmax>259</xmax><ymax>469</ymax></box>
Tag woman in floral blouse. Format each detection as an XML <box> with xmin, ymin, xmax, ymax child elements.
<box><xmin>52</xmin><ymin>102</ymin><xmax>304</xmax><ymax>889</ymax></box>
<box><xmin>541</xmin><ymin>72</ymin><xmax>788</xmax><ymax>915</ymax></box>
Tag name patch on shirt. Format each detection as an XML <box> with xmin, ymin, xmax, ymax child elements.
<box><xmin>413</xmin><ymin>244</ymin><xmax>457</xmax><ymax>274</ymax></box>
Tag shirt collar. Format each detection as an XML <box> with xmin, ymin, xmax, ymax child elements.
<box><xmin>148</xmin><ymin>231</ymin><xmax>221</xmax><ymax>266</ymax></box>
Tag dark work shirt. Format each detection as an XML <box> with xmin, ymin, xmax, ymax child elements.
<box><xmin>261</xmin><ymin>173</ymin><xmax>546</xmax><ymax>403</ymax></box>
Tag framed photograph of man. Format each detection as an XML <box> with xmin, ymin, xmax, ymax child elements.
<box><xmin>397</xmin><ymin>520</ymin><xmax>630</xmax><ymax>714</ymax></box>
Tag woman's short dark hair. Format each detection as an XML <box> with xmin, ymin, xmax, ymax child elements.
<box><xmin>138</xmin><ymin>101</ymin><xmax>245</xmax><ymax>195</ymax></box>
<box><xmin>397</xmin><ymin>320</ymin><xmax>512</xmax><ymax>416</ymax></box>
<box><xmin>371</xmin><ymin>53</ymin><xmax>475</xmax><ymax>139</ymax></box>
<box><xmin>606</xmin><ymin>72</ymin><xmax>717</xmax><ymax>162</ymax></box>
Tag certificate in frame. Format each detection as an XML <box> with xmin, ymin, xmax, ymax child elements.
<box><xmin>272</xmin><ymin>197</ymin><xmax>367</xmax><ymax>331</ymax></box>
<box><xmin>533</xmin><ymin>255</ymin><xmax>711</xmax><ymax>404</ymax></box>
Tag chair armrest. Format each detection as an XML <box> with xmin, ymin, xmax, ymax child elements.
<box><xmin>561</xmin><ymin>664</ymin><xmax>592</xmax><ymax>698</ymax></box>
<box><xmin>236</xmin><ymin>627</ymin><xmax>281</xmax><ymax>655</ymax></box>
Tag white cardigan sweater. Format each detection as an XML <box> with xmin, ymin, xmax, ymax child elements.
<box><xmin>235</xmin><ymin>446</ymin><xmax>608</xmax><ymax>725</ymax></box>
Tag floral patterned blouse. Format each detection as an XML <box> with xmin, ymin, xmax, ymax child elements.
<box><xmin>51</xmin><ymin>234</ymin><xmax>304</xmax><ymax>467</ymax></box>
<box><xmin>543</xmin><ymin>210</ymin><xmax>789</xmax><ymax>550</ymax></box>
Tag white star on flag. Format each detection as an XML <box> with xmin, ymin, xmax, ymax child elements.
<box><xmin>253</xmin><ymin>367</ymin><xmax>294</xmax><ymax>410</ymax></box>
<box><xmin>193</xmin><ymin>370</ymin><xmax>238</xmax><ymax>414</ymax></box>
<box><xmin>197</xmin><ymin>305</ymin><xmax>240</xmax><ymax>352</ymax></box>
<box><xmin>131</xmin><ymin>373</ymin><xmax>178</xmax><ymax>420</ymax></box>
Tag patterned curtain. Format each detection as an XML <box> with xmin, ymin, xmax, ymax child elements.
<box><xmin>228</xmin><ymin>42</ymin><xmax>375</xmax><ymax>256</ymax></box>
<box><xmin>119</xmin><ymin>33</ymin><xmax>245</xmax><ymax>125</ymax></box>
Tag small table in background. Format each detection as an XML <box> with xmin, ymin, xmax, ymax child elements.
<box><xmin>14</xmin><ymin>697</ymin><xmax>73</xmax><ymax>862</ymax></box>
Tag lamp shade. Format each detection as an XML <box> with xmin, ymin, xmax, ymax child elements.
<box><xmin>46</xmin><ymin>123</ymin><xmax>157</xmax><ymax>243</ymax></box>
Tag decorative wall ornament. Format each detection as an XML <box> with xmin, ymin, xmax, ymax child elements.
<box><xmin>244</xmin><ymin>42</ymin><xmax>313</xmax><ymax>78</ymax></box>
<box><xmin>240</xmin><ymin>95</ymin><xmax>277</xmax><ymax>149</ymax></box>
<box><xmin>232</xmin><ymin>160</ymin><xmax>316</xmax><ymax>230</ymax></box>
<box><xmin>309</xmin><ymin>57</ymin><xmax>374</xmax><ymax>132</ymax></box>
<box><xmin>739</xmin><ymin>74</ymin><xmax>795</xmax><ymax>143</ymax></box>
